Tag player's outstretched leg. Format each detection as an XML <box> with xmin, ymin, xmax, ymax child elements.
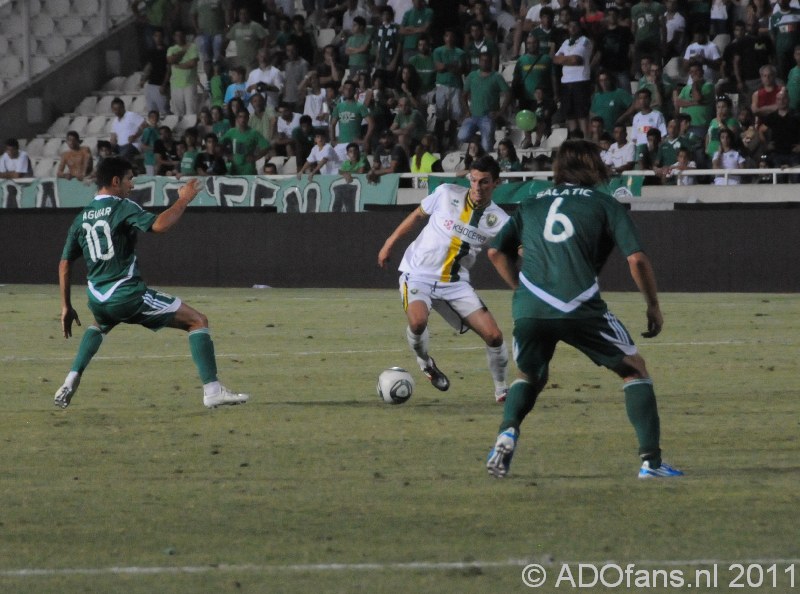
<box><xmin>623</xmin><ymin>378</ymin><xmax>683</xmax><ymax>479</ymax></box>
<box><xmin>54</xmin><ymin>325</ymin><xmax>104</xmax><ymax>409</ymax></box>
<box><xmin>486</xmin><ymin>377</ymin><xmax>543</xmax><ymax>477</ymax></box>
<box><xmin>406</xmin><ymin>325</ymin><xmax>450</xmax><ymax>391</ymax></box>
<box><xmin>485</xmin><ymin>341</ymin><xmax>509</xmax><ymax>402</ymax></box>
<box><xmin>188</xmin><ymin>327</ymin><xmax>250</xmax><ymax>409</ymax></box>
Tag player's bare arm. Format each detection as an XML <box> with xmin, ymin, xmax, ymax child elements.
<box><xmin>58</xmin><ymin>259</ymin><xmax>81</xmax><ymax>339</ymax></box>
<box><xmin>377</xmin><ymin>207</ymin><xmax>428</xmax><ymax>268</ymax></box>
<box><xmin>627</xmin><ymin>251</ymin><xmax>663</xmax><ymax>338</ymax></box>
<box><xmin>151</xmin><ymin>178</ymin><xmax>202</xmax><ymax>233</ymax></box>
<box><xmin>487</xmin><ymin>247</ymin><xmax>520</xmax><ymax>290</ymax></box>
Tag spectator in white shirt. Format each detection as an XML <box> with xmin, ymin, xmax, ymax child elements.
<box><xmin>110</xmin><ymin>97</ymin><xmax>147</xmax><ymax>161</ymax></box>
<box><xmin>553</xmin><ymin>21</ymin><xmax>593</xmax><ymax>137</ymax></box>
<box><xmin>246</xmin><ymin>48</ymin><xmax>285</xmax><ymax>109</ymax></box>
<box><xmin>0</xmin><ymin>138</ymin><xmax>32</xmax><ymax>179</ymax></box>
<box><xmin>273</xmin><ymin>103</ymin><xmax>303</xmax><ymax>156</ymax></box>
<box><xmin>712</xmin><ymin>128</ymin><xmax>746</xmax><ymax>184</ymax></box>
<box><xmin>682</xmin><ymin>26</ymin><xmax>721</xmax><ymax>84</ymax></box>
<box><xmin>631</xmin><ymin>88</ymin><xmax>668</xmax><ymax>147</ymax></box>
<box><xmin>606</xmin><ymin>124</ymin><xmax>636</xmax><ymax>176</ymax></box>
<box><xmin>297</xmin><ymin>129</ymin><xmax>342</xmax><ymax>179</ymax></box>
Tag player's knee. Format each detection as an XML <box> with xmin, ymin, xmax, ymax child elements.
<box><xmin>408</xmin><ymin>319</ymin><xmax>427</xmax><ymax>335</ymax></box>
<box><xmin>613</xmin><ymin>354</ymin><xmax>649</xmax><ymax>381</ymax></box>
<box><xmin>188</xmin><ymin>311</ymin><xmax>209</xmax><ymax>331</ymax></box>
<box><xmin>484</xmin><ymin>330</ymin><xmax>504</xmax><ymax>348</ymax></box>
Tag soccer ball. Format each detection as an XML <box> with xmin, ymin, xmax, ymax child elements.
<box><xmin>377</xmin><ymin>367</ymin><xmax>414</xmax><ymax>404</ymax></box>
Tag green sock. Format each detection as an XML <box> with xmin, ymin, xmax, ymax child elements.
<box><xmin>624</xmin><ymin>379</ymin><xmax>661</xmax><ymax>464</ymax></box>
<box><xmin>499</xmin><ymin>378</ymin><xmax>542</xmax><ymax>434</ymax></box>
<box><xmin>70</xmin><ymin>326</ymin><xmax>104</xmax><ymax>373</ymax></box>
<box><xmin>189</xmin><ymin>329</ymin><xmax>218</xmax><ymax>384</ymax></box>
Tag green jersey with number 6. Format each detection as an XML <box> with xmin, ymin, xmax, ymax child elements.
<box><xmin>61</xmin><ymin>195</ymin><xmax>157</xmax><ymax>305</ymax></box>
<box><xmin>491</xmin><ymin>185</ymin><xmax>644</xmax><ymax>319</ymax></box>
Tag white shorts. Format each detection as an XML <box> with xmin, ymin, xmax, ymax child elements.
<box><xmin>399</xmin><ymin>273</ymin><xmax>486</xmax><ymax>334</ymax></box>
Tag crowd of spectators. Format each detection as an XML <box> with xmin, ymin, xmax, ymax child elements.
<box><xmin>6</xmin><ymin>0</ymin><xmax>800</xmax><ymax>186</ymax></box>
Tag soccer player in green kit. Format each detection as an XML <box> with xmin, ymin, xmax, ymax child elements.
<box><xmin>485</xmin><ymin>140</ymin><xmax>683</xmax><ymax>479</ymax></box>
<box><xmin>54</xmin><ymin>157</ymin><xmax>249</xmax><ymax>410</ymax></box>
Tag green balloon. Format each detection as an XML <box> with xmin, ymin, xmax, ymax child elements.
<box><xmin>515</xmin><ymin>109</ymin><xmax>538</xmax><ymax>132</ymax></box>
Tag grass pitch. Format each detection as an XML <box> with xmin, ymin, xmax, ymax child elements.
<box><xmin>1</xmin><ymin>285</ymin><xmax>798</xmax><ymax>593</ymax></box>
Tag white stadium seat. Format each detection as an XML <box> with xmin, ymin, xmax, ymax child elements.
<box><xmin>109</xmin><ymin>0</ymin><xmax>129</xmax><ymax>18</ymax></box>
<box><xmin>713</xmin><ymin>34</ymin><xmax>731</xmax><ymax>54</ymax></box>
<box><xmin>96</xmin><ymin>95</ymin><xmax>118</xmax><ymax>114</ymax></box>
<box><xmin>32</xmin><ymin>56</ymin><xmax>52</xmax><ymax>76</ymax></box>
<box><xmin>315</xmin><ymin>28</ymin><xmax>336</xmax><ymax>49</ymax></box>
<box><xmin>664</xmin><ymin>57</ymin><xmax>681</xmax><ymax>81</ymax></box>
<box><xmin>59</xmin><ymin>15</ymin><xmax>85</xmax><ymax>36</ymax></box>
<box><xmin>44</xmin><ymin>0</ymin><xmax>71</xmax><ymax>18</ymax></box>
<box><xmin>47</xmin><ymin>115</ymin><xmax>72</xmax><ymax>137</ymax></box>
<box><xmin>70</xmin><ymin>36</ymin><xmax>94</xmax><ymax>52</ymax></box>
<box><xmin>268</xmin><ymin>156</ymin><xmax>286</xmax><ymax>169</ymax></box>
<box><xmin>81</xmin><ymin>136</ymin><xmax>99</xmax><ymax>152</ymax></box>
<box><xmin>73</xmin><ymin>0</ymin><xmax>100</xmax><ymax>17</ymax></box>
<box><xmin>33</xmin><ymin>157</ymin><xmax>60</xmax><ymax>178</ymax></box>
<box><xmin>161</xmin><ymin>114</ymin><xmax>179</xmax><ymax>129</ymax></box>
<box><xmin>31</xmin><ymin>14</ymin><xmax>56</xmax><ymax>37</ymax></box>
<box><xmin>41</xmin><ymin>34</ymin><xmax>68</xmax><ymax>58</ymax></box>
<box><xmin>441</xmin><ymin>152</ymin><xmax>465</xmax><ymax>172</ymax></box>
<box><xmin>101</xmin><ymin>76</ymin><xmax>126</xmax><ymax>93</ymax></box>
<box><xmin>42</xmin><ymin>138</ymin><xmax>66</xmax><ymax>158</ymax></box>
<box><xmin>86</xmin><ymin>115</ymin><xmax>112</xmax><ymax>135</ymax></box>
<box><xmin>29</xmin><ymin>0</ymin><xmax>43</xmax><ymax>16</ymax></box>
<box><xmin>280</xmin><ymin>156</ymin><xmax>298</xmax><ymax>174</ymax></box>
<box><xmin>68</xmin><ymin>115</ymin><xmax>90</xmax><ymax>136</ymax></box>
<box><xmin>25</xmin><ymin>138</ymin><xmax>47</xmax><ymax>157</ymax></box>
<box><xmin>74</xmin><ymin>96</ymin><xmax>98</xmax><ymax>115</ymax></box>
<box><xmin>0</xmin><ymin>55</ymin><xmax>22</xmax><ymax>79</ymax></box>
<box><xmin>129</xmin><ymin>95</ymin><xmax>147</xmax><ymax>114</ymax></box>
<box><xmin>545</xmin><ymin>127</ymin><xmax>568</xmax><ymax>150</ymax></box>
<box><xmin>174</xmin><ymin>114</ymin><xmax>197</xmax><ymax>134</ymax></box>
<box><xmin>0</xmin><ymin>14</ymin><xmax>25</xmax><ymax>38</ymax></box>
<box><xmin>123</xmin><ymin>73</ymin><xmax>143</xmax><ymax>93</ymax></box>
<box><xmin>500</xmin><ymin>61</ymin><xmax>515</xmax><ymax>84</ymax></box>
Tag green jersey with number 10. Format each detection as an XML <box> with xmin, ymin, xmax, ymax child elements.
<box><xmin>61</xmin><ymin>195</ymin><xmax>157</xmax><ymax>305</ymax></box>
<box><xmin>491</xmin><ymin>184</ymin><xmax>644</xmax><ymax>320</ymax></box>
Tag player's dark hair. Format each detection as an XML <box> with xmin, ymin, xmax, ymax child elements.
<box><xmin>553</xmin><ymin>140</ymin><xmax>610</xmax><ymax>186</ymax></box>
<box><xmin>96</xmin><ymin>156</ymin><xmax>132</xmax><ymax>188</ymax></box>
<box><xmin>470</xmin><ymin>155</ymin><xmax>501</xmax><ymax>180</ymax></box>
<box><xmin>5</xmin><ymin>138</ymin><xmax>19</xmax><ymax>149</ymax></box>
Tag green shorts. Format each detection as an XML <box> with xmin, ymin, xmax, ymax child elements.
<box><xmin>512</xmin><ymin>312</ymin><xmax>638</xmax><ymax>380</ymax></box>
<box><xmin>88</xmin><ymin>288</ymin><xmax>182</xmax><ymax>333</ymax></box>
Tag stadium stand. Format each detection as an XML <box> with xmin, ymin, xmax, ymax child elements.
<box><xmin>0</xmin><ymin>0</ymin><xmax>798</xmax><ymax>205</ymax></box>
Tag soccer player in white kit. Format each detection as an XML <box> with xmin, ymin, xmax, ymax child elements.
<box><xmin>378</xmin><ymin>155</ymin><xmax>510</xmax><ymax>401</ymax></box>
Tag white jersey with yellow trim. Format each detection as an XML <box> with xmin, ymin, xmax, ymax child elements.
<box><xmin>398</xmin><ymin>183</ymin><xmax>510</xmax><ymax>284</ymax></box>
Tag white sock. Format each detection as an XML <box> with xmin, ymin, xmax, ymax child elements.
<box><xmin>203</xmin><ymin>381</ymin><xmax>221</xmax><ymax>396</ymax></box>
<box><xmin>65</xmin><ymin>371</ymin><xmax>80</xmax><ymax>389</ymax></box>
<box><xmin>406</xmin><ymin>326</ymin><xmax>431</xmax><ymax>370</ymax></box>
<box><xmin>486</xmin><ymin>341</ymin><xmax>508</xmax><ymax>391</ymax></box>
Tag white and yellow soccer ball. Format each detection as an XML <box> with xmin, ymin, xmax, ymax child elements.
<box><xmin>376</xmin><ymin>367</ymin><xmax>414</xmax><ymax>404</ymax></box>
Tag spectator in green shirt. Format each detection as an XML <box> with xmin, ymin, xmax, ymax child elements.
<box><xmin>590</xmin><ymin>69</ymin><xmax>633</xmax><ymax>131</ymax></box>
<box><xmin>400</xmin><ymin>0</ymin><xmax>434</xmax><ymax>63</ymax></box>
<box><xmin>221</xmin><ymin>110</ymin><xmax>270</xmax><ymax>175</ymax></box>
<box><xmin>458</xmin><ymin>51</ymin><xmax>511</xmax><ymax>153</ymax></box>
<box><xmin>674</xmin><ymin>63</ymin><xmax>715</xmax><ymax>138</ymax></box>
<box><xmin>390</xmin><ymin>96</ymin><xmax>427</xmax><ymax>153</ymax></box>
<box><xmin>345</xmin><ymin>17</ymin><xmax>371</xmax><ymax>73</ymax></box>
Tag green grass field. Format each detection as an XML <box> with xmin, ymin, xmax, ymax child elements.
<box><xmin>1</xmin><ymin>285</ymin><xmax>798</xmax><ymax>593</ymax></box>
